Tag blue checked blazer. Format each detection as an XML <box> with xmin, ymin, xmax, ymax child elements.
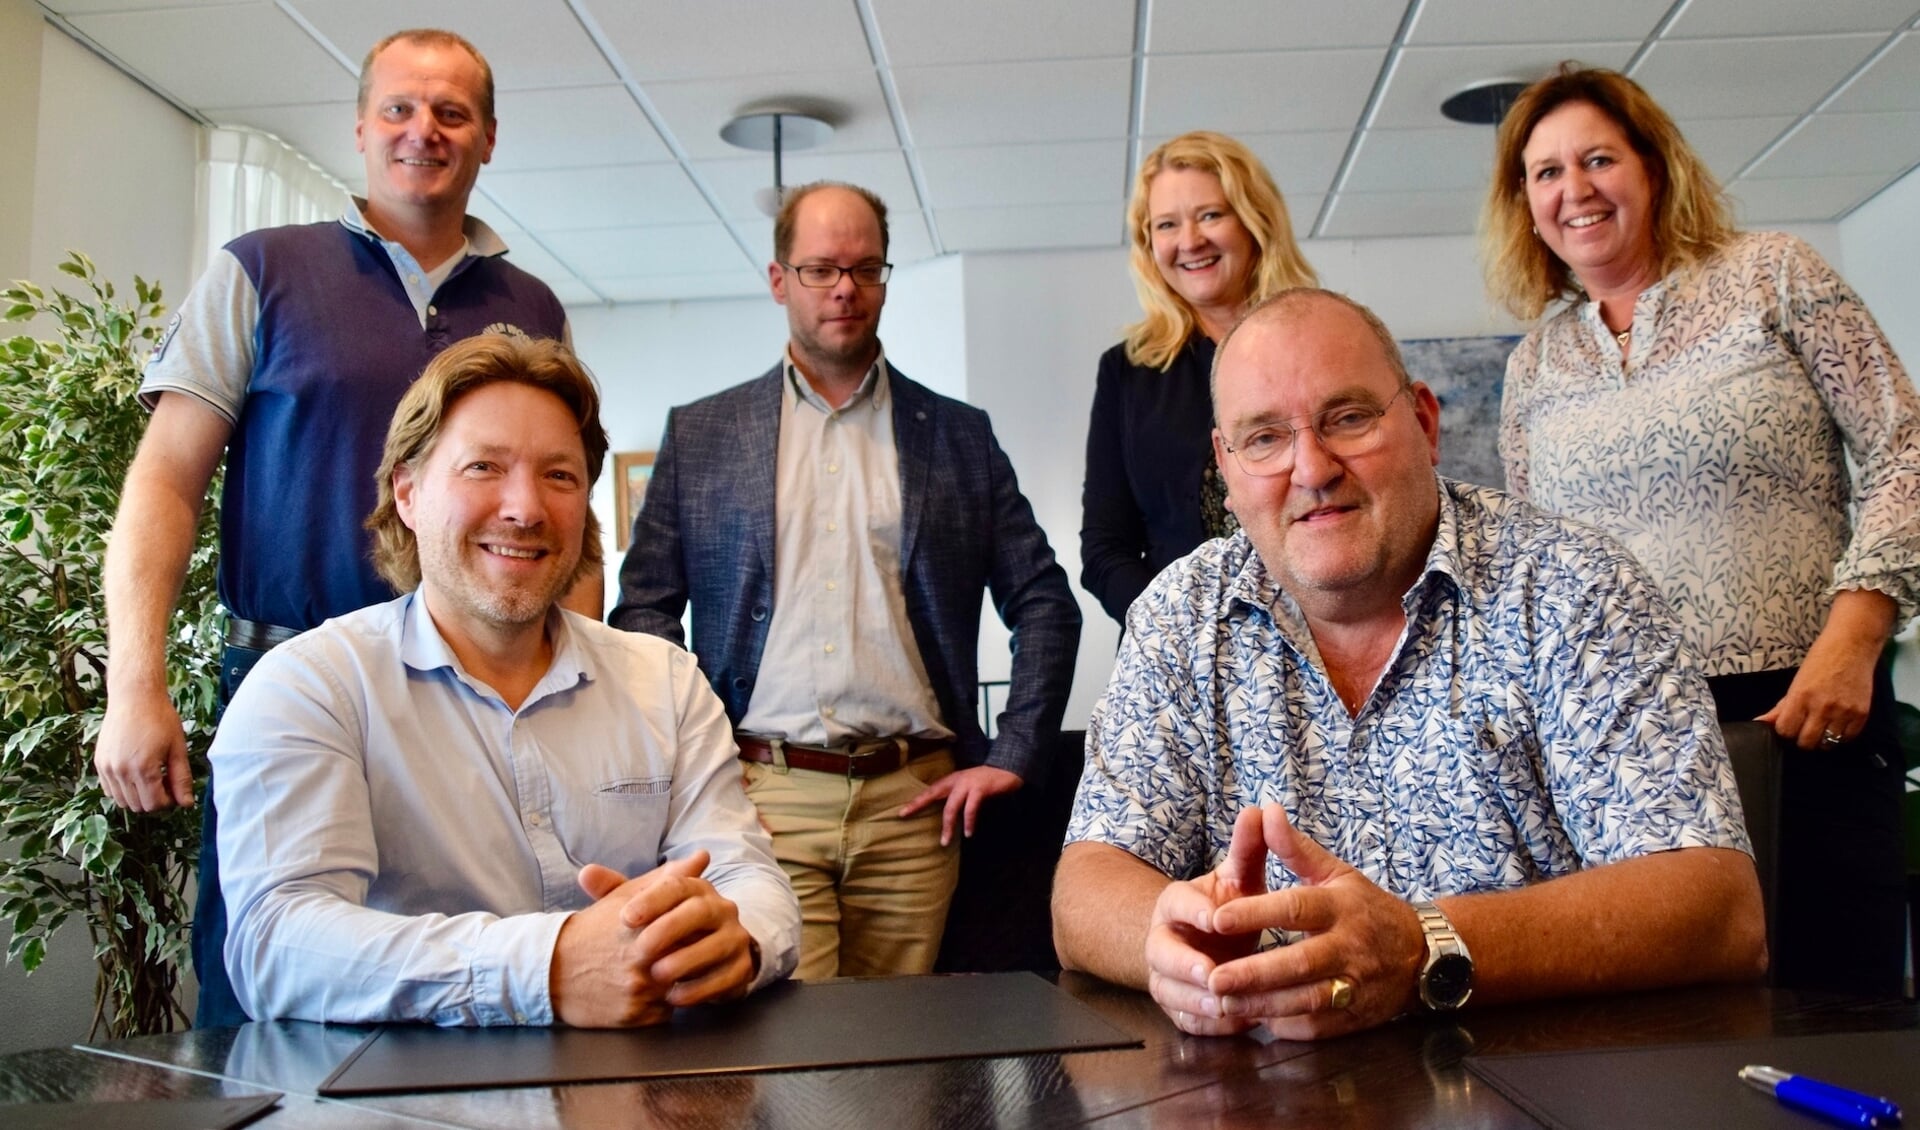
<box><xmin>610</xmin><ymin>364</ymin><xmax>1081</xmax><ymax>781</ymax></box>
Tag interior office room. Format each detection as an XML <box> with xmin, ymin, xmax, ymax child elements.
<box><xmin>4</xmin><ymin>0</ymin><xmax>1920</xmax><ymax>1098</ymax></box>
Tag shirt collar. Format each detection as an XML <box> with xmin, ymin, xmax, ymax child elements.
<box><xmin>398</xmin><ymin>589</ymin><xmax>590</xmax><ymax>709</ymax></box>
<box><xmin>782</xmin><ymin>348</ymin><xmax>890</xmax><ymax>417</ymax></box>
<box><xmin>340</xmin><ymin>192</ymin><xmax>508</xmax><ymax>258</ymax></box>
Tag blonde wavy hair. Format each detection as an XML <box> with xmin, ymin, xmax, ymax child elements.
<box><xmin>1123</xmin><ymin>131</ymin><xmax>1318</xmax><ymax>370</ymax></box>
<box><xmin>1482</xmin><ymin>63</ymin><xmax>1736</xmax><ymax>321</ymax></box>
<box><xmin>366</xmin><ymin>334</ymin><xmax>606</xmax><ymax>593</ymax></box>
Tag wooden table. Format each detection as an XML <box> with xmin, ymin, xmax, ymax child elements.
<box><xmin>14</xmin><ymin>974</ymin><xmax>1915</xmax><ymax>1128</ymax></box>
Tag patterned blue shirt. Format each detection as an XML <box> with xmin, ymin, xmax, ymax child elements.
<box><xmin>1066</xmin><ymin>478</ymin><xmax>1751</xmax><ymax>901</ymax></box>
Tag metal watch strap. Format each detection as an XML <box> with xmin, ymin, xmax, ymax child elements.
<box><xmin>1413</xmin><ymin>900</ymin><xmax>1473</xmax><ymax>1010</ymax></box>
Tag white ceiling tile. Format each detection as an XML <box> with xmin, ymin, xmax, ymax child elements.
<box><xmin>69</xmin><ymin>2</ymin><xmax>355</xmax><ymax>107</ymax></box>
<box><xmin>896</xmin><ymin>58</ymin><xmax>1132</xmax><ymax>146</ymax></box>
<box><xmin>1727</xmin><ymin>174</ymin><xmax>1897</xmax><ymax>222</ymax></box>
<box><xmin>697</xmin><ymin>151</ymin><xmax>920</xmax><ymax>222</ymax></box>
<box><xmin>464</xmin><ymin>192</ymin><xmax>516</xmax><ymax>234</ymax></box>
<box><xmin>876</xmin><ymin>0</ymin><xmax>1132</xmax><ymax>65</ymax></box>
<box><xmin>643</xmin><ymin>69</ymin><xmax>895</xmax><ymax>160</ymax></box>
<box><xmin>935</xmin><ymin>202</ymin><xmax>1122</xmax><ymax>252</ymax></box>
<box><xmin>918</xmin><ymin>140</ymin><xmax>1126</xmax><ymax>209</ymax></box>
<box><xmin>1371</xmin><ymin>42</ymin><xmax>1638</xmax><ymax>130</ymax></box>
<box><xmin>549</xmin><ymin>278</ymin><xmax>608</xmax><ymax>306</ymax></box>
<box><xmin>1632</xmin><ymin>35</ymin><xmax>1887</xmax><ymax>120</ymax></box>
<box><xmin>1673</xmin><ymin>116</ymin><xmax>1798</xmax><ymax>182</ymax></box>
<box><xmin>1666</xmin><ymin>0</ymin><xmax>1920</xmax><ymax>38</ymax></box>
<box><xmin>1282</xmin><ymin>194</ymin><xmax>1327</xmax><ymax>236</ymax></box>
<box><xmin>588</xmin><ymin>0</ymin><xmax>872</xmax><ymax>81</ymax></box>
<box><xmin>1342</xmin><ymin>126</ymin><xmax>1498</xmax><ymax>193</ymax></box>
<box><xmin>1143</xmin><ymin>49</ymin><xmax>1384</xmax><ymax>136</ymax></box>
<box><xmin>1139</xmin><ymin>130</ymin><xmax>1351</xmax><ymax>200</ymax></box>
<box><xmin>489</xmin><ymin>234</ymin><xmax>585</xmax><ymax>294</ymax></box>
<box><xmin>479</xmin><ymin>164</ymin><xmax>713</xmax><ymax>231</ymax></box>
<box><xmin>887</xmin><ymin>212</ymin><xmax>940</xmax><ymax>265</ymax></box>
<box><xmin>286</xmin><ymin>0</ymin><xmax>614</xmax><ymax>88</ymax></box>
<box><xmin>487</xmin><ymin>86</ymin><xmax>671</xmax><ymax>170</ymax></box>
<box><xmin>1317</xmin><ymin>189</ymin><xmax>1484</xmax><ymax>238</ymax></box>
<box><xmin>206</xmin><ymin>101</ymin><xmax>363</xmax><ymax>186</ymax></box>
<box><xmin>1830</xmin><ymin>32</ymin><xmax>1920</xmax><ymax>112</ymax></box>
<box><xmin>1746</xmin><ymin>112</ymin><xmax>1920</xmax><ymax>179</ymax></box>
<box><xmin>545</xmin><ymin>223</ymin><xmax>751</xmax><ymax>279</ymax></box>
<box><xmin>1149</xmin><ymin>0</ymin><xmax>1406</xmax><ymax>53</ymax></box>
<box><xmin>594</xmin><ymin>272</ymin><xmax>768</xmax><ymax>303</ymax></box>
<box><xmin>1407</xmin><ymin>0</ymin><xmax>1671</xmax><ymax>46</ymax></box>
<box><xmin>45</xmin><ymin>0</ymin><xmax>243</xmax><ymax>11</ymax></box>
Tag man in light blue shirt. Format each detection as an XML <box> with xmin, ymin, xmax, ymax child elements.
<box><xmin>212</xmin><ymin>334</ymin><xmax>798</xmax><ymax>1026</ymax></box>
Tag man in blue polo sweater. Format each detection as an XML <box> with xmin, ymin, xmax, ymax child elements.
<box><xmin>94</xmin><ymin>27</ymin><xmax>576</xmax><ymax>1027</ymax></box>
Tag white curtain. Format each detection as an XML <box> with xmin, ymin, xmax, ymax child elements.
<box><xmin>193</xmin><ymin>126</ymin><xmax>347</xmax><ymax>278</ymax></box>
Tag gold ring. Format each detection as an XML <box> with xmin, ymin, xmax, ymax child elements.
<box><xmin>1328</xmin><ymin>976</ymin><xmax>1354</xmax><ymax>1010</ymax></box>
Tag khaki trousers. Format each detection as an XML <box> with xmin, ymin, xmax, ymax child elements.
<box><xmin>742</xmin><ymin>748</ymin><xmax>960</xmax><ymax>979</ymax></box>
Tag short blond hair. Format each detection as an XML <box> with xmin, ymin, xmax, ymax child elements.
<box><xmin>366</xmin><ymin>335</ymin><xmax>605</xmax><ymax>593</ymax></box>
<box><xmin>358</xmin><ymin>29</ymin><xmax>495</xmax><ymax>126</ymax></box>
<box><xmin>1482</xmin><ymin>63</ymin><xmax>1735</xmax><ymax>321</ymax></box>
<box><xmin>1123</xmin><ymin>131</ymin><xmax>1319</xmax><ymax>371</ymax></box>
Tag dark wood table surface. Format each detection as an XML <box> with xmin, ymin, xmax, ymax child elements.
<box><xmin>12</xmin><ymin>974</ymin><xmax>1915</xmax><ymax>1129</ymax></box>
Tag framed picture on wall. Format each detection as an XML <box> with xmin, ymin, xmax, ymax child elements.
<box><xmin>613</xmin><ymin>451</ymin><xmax>655</xmax><ymax>550</ymax></box>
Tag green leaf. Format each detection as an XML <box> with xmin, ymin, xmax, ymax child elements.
<box><xmin>20</xmin><ymin>936</ymin><xmax>45</xmax><ymax>972</ymax></box>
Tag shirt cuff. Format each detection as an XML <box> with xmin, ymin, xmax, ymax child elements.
<box><xmin>471</xmin><ymin>911</ymin><xmax>571</xmax><ymax>1026</ymax></box>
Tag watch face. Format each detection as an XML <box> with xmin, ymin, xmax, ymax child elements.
<box><xmin>1423</xmin><ymin>953</ymin><xmax>1474</xmax><ymax>1010</ymax></box>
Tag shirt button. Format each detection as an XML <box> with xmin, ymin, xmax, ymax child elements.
<box><xmin>823</xmin><ymin>706</ymin><xmax>836</xmax><ymax>718</ymax></box>
<box><xmin>409</xmin><ymin>274</ymin><xmax>421</xmax><ymax>284</ymax></box>
<box><xmin>826</xmin><ymin>463</ymin><xmax>839</xmax><ymax>474</ymax></box>
<box><xmin>823</xmin><ymin>643</ymin><xmax>836</xmax><ymax>654</ymax></box>
<box><xmin>427</xmin><ymin>304</ymin><xmax>437</xmax><ymax>316</ymax></box>
<box><xmin>527</xmin><ymin>812</ymin><xmax>545</xmax><ymax>827</ymax></box>
<box><xmin>826</xmin><ymin>581</ymin><xmax>837</xmax><ymax>591</ymax></box>
<box><xmin>826</xmin><ymin>522</ymin><xmax>838</xmax><ymax>533</ymax></box>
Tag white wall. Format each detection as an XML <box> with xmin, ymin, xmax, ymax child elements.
<box><xmin>1</xmin><ymin>12</ymin><xmax>199</xmax><ymax>1056</ymax></box>
<box><xmin>0</xmin><ymin>0</ymin><xmax>40</xmax><ymax>282</ymax></box>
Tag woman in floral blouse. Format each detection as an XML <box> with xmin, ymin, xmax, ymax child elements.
<box><xmin>1484</xmin><ymin>64</ymin><xmax>1919</xmax><ymax>995</ymax></box>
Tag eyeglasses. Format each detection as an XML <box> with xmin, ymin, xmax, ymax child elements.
<box><xmin>781</xmin><ymin>261</ymin><xmax>893</xmax><ymax>288</ymax></box>
<box><xmin>1221</xmin><ymin>387</ymin><xmax>1410</xmax><ymax>477</ymax></box>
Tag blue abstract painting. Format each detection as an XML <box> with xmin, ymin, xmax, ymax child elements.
<box><xmin>1399</xmin><ymin>335</ymin><xmax>1521</xmax><ymax>489</ymax></box>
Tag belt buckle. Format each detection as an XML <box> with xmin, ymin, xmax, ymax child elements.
<box><xmin>844</xmin><ymin>738</ymin><xmax>904</xmax><ymax>779</ymax></box>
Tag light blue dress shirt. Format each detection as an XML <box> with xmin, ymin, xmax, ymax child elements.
<box><xmin>213</xmin><ymin>590</ymin><xmax>799</xmax><ymax>1025</ymax></box>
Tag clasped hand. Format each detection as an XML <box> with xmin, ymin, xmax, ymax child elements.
<box><xmin>1145</xmin><ymin>805</ymin><xmax>1425</xmax><ymax>1041</ymax></box>
<box><xmin>549</xmin><ymin>850</ymin><xmax>758</xmax><ymax>1027</ymax></box>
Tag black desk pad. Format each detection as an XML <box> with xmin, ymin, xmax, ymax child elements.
<box><xmin>0</xmin><ymin>1093</ymin><xmax>281</xmax><ymax>1130</ymax></box>
<box><xmin>319</xmin><ymin>972</ymin><xmax>1142</xmax><ymax>1096</ymax></box>
<box><xmin>1465</xmin><ymin>1028</ymin><xmax>1919</xmax><ymax>1130</ymax></box>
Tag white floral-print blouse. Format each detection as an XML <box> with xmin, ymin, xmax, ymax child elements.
<box><xmin>1501</xmin><ymin>230</ymin><xmax>1920</xmax><ymax>678</ymax></box>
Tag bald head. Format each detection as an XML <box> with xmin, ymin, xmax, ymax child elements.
<box><xmin>1211</xmin><ymin>289</ymin><xmax>1411</xmax><ymax>423</ymax></box>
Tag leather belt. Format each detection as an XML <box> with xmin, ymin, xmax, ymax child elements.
<box><xmin>225</xmin><ymin>616</ymin><xmax>303</xmax><ymax>652</ymax></box>
<box><xmin>735</xmin><ymin>734</ymin><xmax>946</xmax><ymax>779</ymax></box>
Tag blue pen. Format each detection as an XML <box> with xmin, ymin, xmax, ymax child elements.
<box><xmin>1739</xmin><ymin>1065</ymin><xmax>1902</xmax><ymax>1128</ymax></box>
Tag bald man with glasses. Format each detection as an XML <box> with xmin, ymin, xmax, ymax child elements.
<box><xmin>1054</xmin><ymin>288</ymin><xmax>1765</xmax><ymax>1042</ymax></box>
<box><xmin>612</xmin><ymin>181</ymin><xmax>1079</xmax><ymax>980</ymax></box>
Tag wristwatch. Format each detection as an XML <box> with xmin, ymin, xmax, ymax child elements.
<box><xmin>1413</xmin><ymin>900</ymin><xmax>1474</xmax><ymax>1011</ymax></box>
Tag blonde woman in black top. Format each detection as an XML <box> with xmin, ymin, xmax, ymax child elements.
<box><xmin>1080</xmin><ymin>131</ymin><xmax>1318</xmax><ymax>625</ymax></box>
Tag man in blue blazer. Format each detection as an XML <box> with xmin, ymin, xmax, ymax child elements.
<box><xmin>611</xmin><ymin>182</ymin><xmax>1079</xmax><ymax>979</ymax></box>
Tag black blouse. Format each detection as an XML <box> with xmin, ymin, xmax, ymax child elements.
<box><xmin>1079</xmin><ymin>336</ymin><xmax>1231</xmax><ymax>625</ymax></box>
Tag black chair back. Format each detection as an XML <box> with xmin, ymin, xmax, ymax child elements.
<box><xmin>1720</xmin><ymin>719</ymin><xmax>1784</xmax><ymax>977</ymax></box>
